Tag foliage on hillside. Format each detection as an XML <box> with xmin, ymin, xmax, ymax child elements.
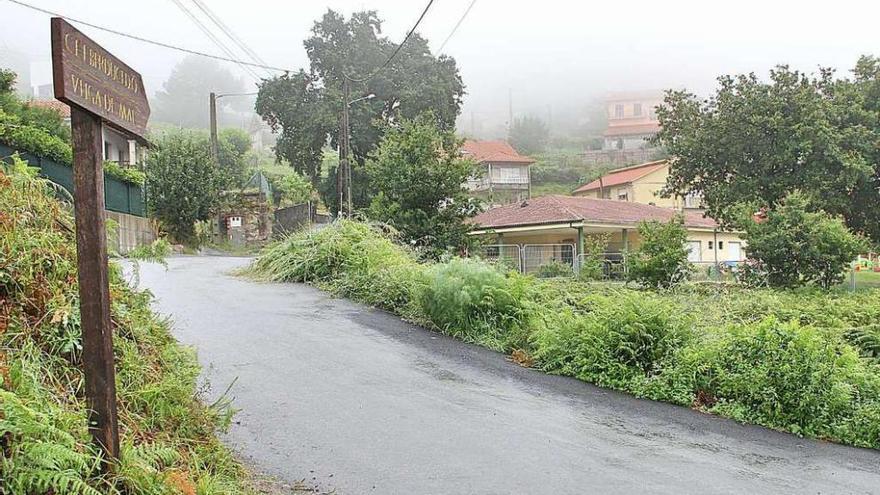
<box><xmin>0</xmin><ymin>159</ymin><xmax>249</xmax><ymax>493</ymax></box>
<box><xmin>250</xmin><ymin>220</ymin><xmax>880</xmax><ymax>450</ymax></box>
<box><xmin>0</xmin><ymin>69</ymin><xmax>145</xmax><ymax>186</ymax></box>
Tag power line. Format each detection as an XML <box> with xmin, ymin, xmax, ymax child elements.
<box><xmin>346</xmin><ymin>0</ymin><xmax>436</xmax><ymax>84</ymax></box>
<box><xmin>167</xmin><ymin>0</ymin><xmax>261</xmax><ymax>80</ymax></box>
<box><xmin>4</xmin><ymin>0</ymin><xmax>294</xmax><ymax>72</ymax></box>
<box><xmin>188</xmin><ymin>0</ymin><xmax>272</xmax><ymax>77</ymax></box>
<box><xmin>439</xmin><ymin>0</ymin><xmax>477</xmax><ymax>52</ymax></box>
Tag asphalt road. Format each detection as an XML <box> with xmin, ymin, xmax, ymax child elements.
<box><xmin>133</xmin><ymin>256</ymin><xmax>880</xmax><ymax>495</ymax></box>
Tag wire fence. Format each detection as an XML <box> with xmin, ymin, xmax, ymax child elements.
<box><xmin>471</xmin><ymin>244</ymin><xmax>880</xmax><ymax>290</ymax></box>
<box><xmin>475</xmin><ymin>244</ymin><xmax>522</xmax><ymax>272</ymax></box>
<box><xmin>522</xmin><ymin>244</ymin><xmax>575</xmax><ymax>276</ymax></box>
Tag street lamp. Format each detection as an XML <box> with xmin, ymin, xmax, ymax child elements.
<box><xmin>349</xmin><ymin>93</ymin><xmax>375</xmax><ymax>106</ymax></box>
<box><xmin>209</xmin><ymin>91</ymin><xmax>258</xmax><ymax>162</ymax></box>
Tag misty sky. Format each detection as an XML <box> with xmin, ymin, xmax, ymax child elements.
<box><xmin>2</xmin><ymin>0</ymin><xmax>879</xmax><ymax>135</ymax></box>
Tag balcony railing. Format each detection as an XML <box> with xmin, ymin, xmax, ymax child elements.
<box><xmin>467</xmin><ymin>177</ymin><xmax>530</xmax><ymax>191</ymax></box>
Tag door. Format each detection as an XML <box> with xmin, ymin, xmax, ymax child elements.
<box><xmin>728</xmin><ymin>242</ymin><xmax>742</xmax><ymax>262</ymax></box>
<box><xmin>686</xmin><ymin>241</ymin><xmax>702</xmax><ymax>262</ymax></box>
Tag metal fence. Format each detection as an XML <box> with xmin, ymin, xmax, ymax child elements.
<box><xmin>476</xmin><ymin>244</ymin><xmax>523</xmax><ymax>272</ymax></box>
<box><xmin>576</xmin><ymin>252</ymin><xmax>628</xmax><ymax>281</ymax></box>
<box><xmin>522</xmin><ymin>244</ymin><xmax>575</xmax><ymax>276</ymax></box>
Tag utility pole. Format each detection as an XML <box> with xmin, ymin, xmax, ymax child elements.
<box><xmin>209</xmin><ymin>92</ymin><xmax>219</xmax><ymax>163</ymax></box>
<box><xmin>337</xmin><ymin>78</ymin><xmax>350</xmax><ymax>218</ymax></box>
<box><xmin>344</xmin><ymin>78</ymin><xmax>352</xmax><ymax>216</ymax></box>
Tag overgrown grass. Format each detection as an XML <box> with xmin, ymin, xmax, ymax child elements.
<box><xmin>250</xmin><ymin>220</ymin><xmax>880</xmax><ymax>450</ymax></box>
<box><xmin>1</xmin><ymin>160</ymin><xmax>250</xmax><ymax>492</ymax></box>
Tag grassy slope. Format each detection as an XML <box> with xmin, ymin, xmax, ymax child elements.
<box><xmin>249</xmin><ymin>221</ymin><xmax>880</xmax><ymax>450</ymax></box>
<box><xmin>0</xmin><ymin>162</ymin><xmax>251</xmax><ymax>493</ymax></box>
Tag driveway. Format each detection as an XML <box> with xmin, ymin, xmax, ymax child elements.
<box><xmin>133</xmin><ymin>256</ymin><xmax>880</xmax><ymax>494</ymax></box>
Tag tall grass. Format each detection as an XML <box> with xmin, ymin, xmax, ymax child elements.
<box><xmin>250</xmin><ymin>220</ymin><xmax>880</xmax><ymax>450</ymax></box>
<box><xmin>1</xmin><ymin>159</ymin><xmax>250</xmax><ymax>493</ymax></box>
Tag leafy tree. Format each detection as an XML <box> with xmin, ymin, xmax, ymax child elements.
<box><xmin>153</xmin><ymin>56</ymin><xmax>250</xmax><ymax>128</ymax></box>
<box><xmin>628</xmin><ymin>216</ymin><xmax>690</xmax><ymax>288</ymax></box>
<box><xmin>255</xmin><ymin>70</ymin><xmax>334</xmax><ymax>181</ymax></box>
<box><xmin>256</xmin><ymin>9</ymin><xmax>465</xmax><ymax>205</ymax></box>
<box><xmin>654</xmin><ymin>57</ymin><xmax>880</xmax><ymax>241</ymax></box>
<box><xmin>508</xmin><ymin>115</ymin><xmax>549</xmax><ymax>155</ymax></box>
<box><xmin>145</xmin><ymin>130</ymin><xmax>225</xmax><ymax>243</ymax></box>
<box><xmin>366</xmin><ymin>115</ymin><xmax>480</xmax><ymax>257</ymax></box>
<box><xmin>216</xmin><ymin>128</ymin><xmax>251</xmax><ymax>186</ymax></box>
<box><xmin>271</xmin><ymin>172</ymin><xmax>314</xmax><ymax>206</ymax></box>
<box><xmin>741</xmin><ymin>192</ymin><xmax>868</xmax><ymax>289</ymax></box>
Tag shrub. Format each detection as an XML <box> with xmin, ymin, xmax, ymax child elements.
<box><xmin>535</xmin><ymin>260</ymin><xmax>574</xmax><ymax>278</ymax></box>
<box><xmin>742</xmin><ymin>192</ymin><xmax>868</xmax><ymax>288</ymax></box>
<box><xmin>419</xmin><ymin>258</ymin><xmax>530</xmax><ymax>351</ymax></box>
<box><xmin>145</xmin><ymin>130</ymin><xmax>225</xmax><ymax>243</ymax></box>
<box><xmin>577</xmin><ymin>233</ymin><xmax>610</xmax><ymax>281</ymax></box>
<box><xmin>628</xmin><ymin>216</ymin><xmax>691</xmax><ymax>288</ymax></box>
<box><xmin>662</xmin><ymin>318</ymin><xmax>880</xmax><ymax>446</ymax></box>
<box><xmin>0</xmin><ymin>163</ymin><xmax>249</xmax><ymax>493</ymax></box>
<box><xmin>254</xmin><ymin>220</ymin><xmax>425</xmax><ymax>314</ymax></box>
<box><xmin>532</xmin><ymin>291</ymin><xmax>691</xmax><ymax>389</ymax></box>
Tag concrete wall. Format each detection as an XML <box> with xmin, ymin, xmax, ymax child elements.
<box><xmin>106</xmin><ymin>210</ymin><xmax>155</xmax><ymax>254</ymax></box>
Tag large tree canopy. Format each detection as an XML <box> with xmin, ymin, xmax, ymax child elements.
<box><xmin>256</xmin><ymin>9</ymin><xmax>465</xmax><ymax>205</ymax></box>
<box><xmin>654</xmin><ymin>56</ymin><xmax>880</xmax><ymax>242</ymax></box>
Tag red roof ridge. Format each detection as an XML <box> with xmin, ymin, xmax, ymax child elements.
<box><xmin>573</xmin><ymin>159</ymin><xmax>668</xmax><ymax>194</ymax></box>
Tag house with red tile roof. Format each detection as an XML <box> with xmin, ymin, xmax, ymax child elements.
<box><xmin>470</xmin><ymin>195</ymin><xmax>744</xmax><ymax>267</ymax></box>
<box><xmin>461</xmin><ymin>139</ymin><xmax>534</xmax><ymax>206</ymax></box>
<box><xmin>602</xmin><ymin>91</ymin><xmax>663</xmax><ymax>151</ymax></box>
<box><xmin>573</xmin><ymin>159</ymin><xmax>703</xmax><ymax>209</ymax></box>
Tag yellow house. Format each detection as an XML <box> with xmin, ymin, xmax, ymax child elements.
<box><xmin>470</xmin><ymin>195</ymin><xmax>745</xmax><ymax>270</ymax></box>
<box><xmin>572</xmin><ymin>159</ymin><xmax>701</xmax><ymax>209</ymax></box>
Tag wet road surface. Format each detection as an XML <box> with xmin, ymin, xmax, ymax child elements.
<box><xmin>134</xmin><ymin>256</ymin><xmax>880</xmax><ymax>494</ymax></box>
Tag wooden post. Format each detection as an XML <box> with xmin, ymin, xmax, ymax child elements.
<box><xmin>71</xmin><ymin>107</ymin><xmax>120</xmax><ymax>462</ymax></box>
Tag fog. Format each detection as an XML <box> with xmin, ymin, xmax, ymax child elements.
<box><xmin>2</xmin><ymin>0</ymin><xmax>879</xmax><ymax>138</ymax></box>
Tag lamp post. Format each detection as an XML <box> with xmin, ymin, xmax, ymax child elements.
<box><xmin>209</xmin><ymin>91</ymin><xmax>258</xmax><ymax>163</ymax></box>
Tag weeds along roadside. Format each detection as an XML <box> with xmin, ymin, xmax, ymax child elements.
<box><xmin>249</xmin><ymin>219</ymin><xmax>880</xmax><ymax>450</ymax></box>
<box><xmin>0</xmin><ymin>159</ymin><xmax>252</xmax><ymax>493</ymax></box>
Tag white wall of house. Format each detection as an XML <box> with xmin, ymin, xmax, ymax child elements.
<box><xmin>101</xmin><ymin>127</ymin><xmax>138</xmax><ymax>166</ymax></box>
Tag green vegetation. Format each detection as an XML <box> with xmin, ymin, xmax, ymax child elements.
<box><xmin>655</xmin><ymin>55</ymin><xmax>880</xmax><ymax>243</ymax></box>
<box><xmin>508</xmin><ymin>115</ymin><xmax>549</xmax><ymax>155</ymax></box>
<box><xmin>145</xmin><ymin>128</ymin><xmax>251</xmax><ymax>244</ymax></box>
<box><xmin>528</xmin><ymin>151</ymin><xmax>617</xmax><ymax>194</ymax></box>
<box><xmin>0</xmin><ymin>69</ymin><xmax>144</xmax><ymax>186</ymax></box>
<box><xmin>742</xmin><ymin>192</ymin><xmax>868</xmax><ymax>288</ymax></box>
<box><xmin>250</xmin><ymin>220</ymin><xmax>880</xmax><ymax>450</ymax></box>
<box><xmin>627</xmin><ymin>216</ymin><xmax>691</xmax><ymax>288</ymax></box>
<box><xmin>255</xmin><ymin>9</ymin><xmax>464</xmax><ymax>207</ymax></box>
<box><xmin>366</xmin><ymin>115</ymin><xmax>480</xmax><ymax>257</ymax></box>
<box><xmin>0</xmin><ymin>160</ymin><xmax>250</xmax><ymax>493</ymax></box>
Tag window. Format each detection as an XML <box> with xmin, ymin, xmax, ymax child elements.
<box><xmin>633</xmin><ymin>103</ymin><xmax>642</xmax><ymax>117</ymax></box>
<box><xmin>617</xmin><ymin>192</ymin><xmax>628</xmax><ymax>201</ymax></box>
<box><xmin>718</xmin><ymin>241</ymin><xmax>724</xmax><ymax>250</ymax></box>
<box><xmin>104</xmin><ymin>141</ymin><xmax>110</xmax><ymax>160</ymax></box>
<box><xmin>614</xmin><ymin>104</ymin><xmax>624</xmax><ymax>118</ymax></box>
<box><xmin>708</xmin><ymin>241</ymin><xmax>714</xmax><ymax>250</ymax></box>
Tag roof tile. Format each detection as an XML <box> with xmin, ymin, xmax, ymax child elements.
<box><xmin>471</xmin><ymin>195</ymin><xmax>717</xmax><ymax>230</ymax></box>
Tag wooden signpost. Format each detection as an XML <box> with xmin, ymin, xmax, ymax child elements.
<box><xmin>50</xmin><ymin>17</ymin><xmax>150</xmax><ymax>463</ymax></box>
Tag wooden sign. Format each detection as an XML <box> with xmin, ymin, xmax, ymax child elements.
<box><xmin>51</xmin><ymin>17</ymin><xmax>150</xmax><ymax>139</ymax></box>
<box><xmin>50</xmin><ymin>17</ymin><xmax>151</xmax><ymax>465</ymax></box>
